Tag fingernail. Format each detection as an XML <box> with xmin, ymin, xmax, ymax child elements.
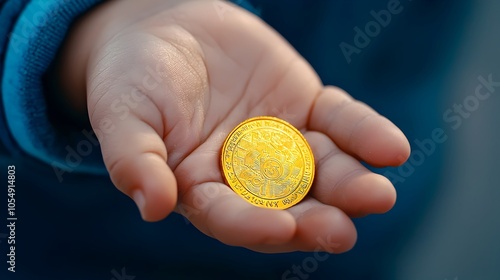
<box><xmin>132</xmin><ymin>190</ymin><xmax>146</xmax><ymax>217</ymax></box>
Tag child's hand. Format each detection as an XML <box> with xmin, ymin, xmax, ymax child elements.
<box><xmin>56</xmin><ymin>0</ymin><xmax>409</xmax><ymax>253</ymax></box>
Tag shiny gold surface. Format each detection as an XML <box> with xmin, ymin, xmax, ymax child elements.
<box><xmin>221</xmin><ymin>116</ymin><xmax>315</xmax><ymax>209</ymax></box>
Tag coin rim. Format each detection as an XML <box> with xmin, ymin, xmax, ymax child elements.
<box><xmin>220</xmin><ymin>116</ymin><xmax>315</xmax><ymax>210</ymax></box>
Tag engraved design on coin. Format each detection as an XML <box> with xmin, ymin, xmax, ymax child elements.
<box><xmin>221</xmin><ymin>116</ymin><xmax>315</xmax><ymax>209</ymax></box>
<box><xmin>262</xmin><ymin>158</ymin><xmax>283</xmax><ymax>180</ymax></box>
<box><xmin>234</xmin><ymin>128</ymin><xmax>303</xmax><ymax>199</ymax></box>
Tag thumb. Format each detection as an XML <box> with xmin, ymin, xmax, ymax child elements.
<box><xmin>89</xmin><ymin>90</ymin><xmax>177</xmax><ymax>222</ymax></box>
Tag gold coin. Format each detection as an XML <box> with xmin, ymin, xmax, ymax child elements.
<box><xmin>221</xmin><ymin>116</ymin><xmax>315</xmax><ymax>209</ymax></box>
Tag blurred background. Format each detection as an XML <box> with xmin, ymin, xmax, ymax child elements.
<box><xmin>393</xmin><ymin>1</ymin><xmax>500</xmax><ymax>279</ymax></box>
<box><xmin>252</xmin><ymin>0</ymin><xmax>500</xmax><ymax>279</ymax></box>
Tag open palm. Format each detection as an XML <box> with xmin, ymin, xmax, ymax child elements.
<box><xmin>86</xmin><ymin>1</ymin><xmax>410</xmax><ymax>253</ymax></box>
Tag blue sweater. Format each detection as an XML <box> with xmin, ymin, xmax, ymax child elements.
<box><xmin>0</xmin><ymin>0</ymin><xmax>469</xmax><ymax>279</ymax></box>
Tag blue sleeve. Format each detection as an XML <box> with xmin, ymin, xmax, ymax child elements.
<box><xmin>0</xmin><ymin>0</ymin><xmax>107</xmax><ymax>175</ymax></box>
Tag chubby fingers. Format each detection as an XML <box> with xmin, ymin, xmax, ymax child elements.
<box><xmin>304</xmin><ymin>131</ymin><xmax>396</xmax><ymax>217</ymax></box>
<box><xmin>178</xmin><ymin>182</ymin><xmax>357</xmax><ymax>253</ymax></box>
<box><xmin>308</xmin><ymin>86</ymin><xmax>410</xmax><ymax>167</ymax></box>
<box><xmin>177</xmin><ymin>181</ymin><xmax>297</xmax><ymax>247</ymax></box>
<box><xmin>248</xmin><ymin>198</ymin><xmax>357</xmax><ymax>254</ymax></box>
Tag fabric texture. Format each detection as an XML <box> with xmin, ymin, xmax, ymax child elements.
<box><xmin>1</xmin><ymin>0</ymin><xmax>106</xmax><ymax>174</ymax></box>
<box><xmin>0</xmin><ymin>0</ymin><xmax>30</xmax><ymax>155</ymax></box>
